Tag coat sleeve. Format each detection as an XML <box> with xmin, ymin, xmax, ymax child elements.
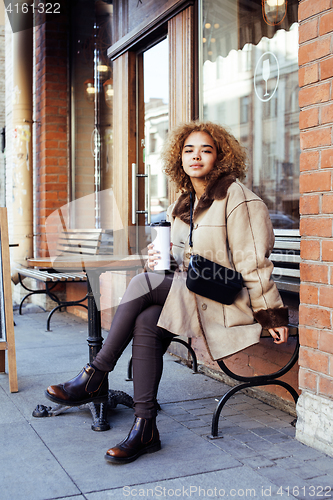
<box><xmin>226</xmin><ymin>183</ymin><xmax>288</xmax><ymax>329</ymax></box>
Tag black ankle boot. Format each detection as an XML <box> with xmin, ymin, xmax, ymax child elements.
<box><xmin>105</xmin><ymin>417</ymin><xmax>161</xmax><ymax>464</ymax></box>
<box><xmin>45</xmin><ymin>364</ymin><xmax>108</xmax><ymax>406</ymax></box>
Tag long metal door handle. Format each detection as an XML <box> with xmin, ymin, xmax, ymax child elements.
<box><xmin>132</xmin><ymin>163</ymin><xmax>136</xmax><ymax>225</ymax></box>
<box><xmin>146</xmin><ymin>164</ymin><xmax>151</xmax><ymax>225</ymax></box>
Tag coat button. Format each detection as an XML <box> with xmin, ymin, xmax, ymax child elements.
<box><xmin>185</xmin><ymin>252</ymin><xmax>191</xmax><ymax>259</ymax></box>
<box><xmin>202</xmin><ymin>303</ymin><xmax>207</xmax><ymax>310</ymax></box>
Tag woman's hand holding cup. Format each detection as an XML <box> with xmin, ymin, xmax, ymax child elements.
<box><xmin>147</xmin><ymin>243</ymin><xmax>161</xmax><ymax>270</ymax></box>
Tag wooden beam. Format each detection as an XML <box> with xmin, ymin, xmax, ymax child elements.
<box><xmin>168</xmin><ymin>5</ymin><xmax>196</xmax><ymax>203</ymax></box>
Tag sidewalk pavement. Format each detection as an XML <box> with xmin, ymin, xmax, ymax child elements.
<box><xmin>1</xmin><ymin>306</ymin><xmax>333</xmax><ymax>500</ymax></box>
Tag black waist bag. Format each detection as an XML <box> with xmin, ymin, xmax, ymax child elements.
<box><xmin>185</xmin><ymin>192</ymin><xmax>243</xmax><ymax>305</ymax></box>
<box><xmin>186</xmin><ymin>254</ymin><xmax>243</xmax><ymax>305</ymax></box>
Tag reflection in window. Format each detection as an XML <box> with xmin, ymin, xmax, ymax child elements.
<box><xmin>70</xmin><ymin>1</ymin><xmax>113</xmax><ymax>229</ymax></box>
<box><xmin>144</xmin><ymin>39</ymin><xmax>169</xmax><ymax>221</ymax></box>
<box><xmin>201</xmin><ymin>0</ymin><xmax>299</xmax><ymax>229</ymax></box>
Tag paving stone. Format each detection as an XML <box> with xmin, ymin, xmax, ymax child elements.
<box><xmin>198</xmin><ymin>413</ymin><xmax>217</xmax><ymax>423</ymax></box>
<box><xmin>253</xmin><ymin>414</ymin><xmax>282</xmax><ymax>424</ymax></box>
<box><xmin>265</xmin><ymin>435</ymin><xmax>293</xmax><ymax>445</ymax></box>
<box><xmin>237</xmin><ymin>419</ymin><xmax>268</xmax><ymax>430</ymax></box>
<box><xmin>250</xmin><ymin>442</ymin><xmax>293</xmax><ymax>460</ymax></box>
<box><xmin>240</xmin><ymin>455</ymin><xmax>276</xmax><ymax>469</ymax></box>
<box><xmin>277</xmin><ymin>425</ymin><xmax>297</xmax><ymax>437</ymax></box>
<box><xmin>270</xmin><ymin>418</ymin><xmax>297</xmax><ymax>429</ymax></box>
<box><xmin>186</xmin><ymin>407</ymin><xmax>213</xmax><ymax>416</ymax></box>
<box><xmin>257</xmin><ymin>464</ymin><xmax>311</xmax><ymax>490</ymax></box>
<box><xmin>191</xmin><ymin>425</ymin><xmax>215</xmax><ymax>437</ymax></box>
<box><xmin>244</xmin><ymin>408</ymin><xmax>271</xmax><ymax>418</ymax></box>
<box><xmin>225</xmin><ymin>413</ymin><xmax>256</xmax><ymax>423</ymax></box>
<box><xmin>178</xmin><ymin>400</ymin><xmax>206</xmax><ymax>409</ymax></box>
<box><xmin>171</xmin><ymin>414</ymin><xmax>201</xmax><ymax>424</ymax></box>
<box><xmin>215</xmin><ymin>425</ymin><xmax>249</xmax><ymax>437</ymax></box>
<box><xmin>302</xmin><ymin>475</ymin><xmax>333</xmax><ymax>497</ymax></box>
<box><xmin>182</xmin><ymin>418</ymin><xmax>208</xmax><ymax>429</ymax></box>
<box><xmin>160</xmin><ymin>406</ymin><xmax>189</xmax><ymax>416</ymax></box>
<box><xmin>308</xmin><ymin>456</ymin><xmax>333</xmax><ymax>474</ymax></box>
<box><xmin>234</xmin><ymin>431</ymin><xmax>269</xmax><ymax>445</ymax></box>
<box><xmin>278</xmin><ymin>441</ymin><xmax>327</xmax><ymax>461</ymax></box>
<box><xmin>213</xmin><ymin>405</ymin><xmax>240</xmax><ymax>416</ymax></box>
<box><xmin>212</xmin><ymin>437</ymin><xmax>259</xmax><ymax>459</ymax></box>
<box><xmin>287</xmin><ymin>463</ymin><xmax>328</xmax><ymax>480</ymax></box>
<box><xmin>274</xmin><ymin>457</ymin><xmax>300</xmax><ymax>468</ymax></box>
<box><xmin>230</xmin><ymin>402</ymin><xmax>254</xmax><ymax>411</ymax></box>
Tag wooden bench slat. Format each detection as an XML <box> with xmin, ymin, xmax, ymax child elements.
<box><xmin>53</xmin><ymin>273</ymin><xmax>85</xmax><ymax>281</ymax></box>
<box><xmin>271</xmin><ymin>229</ymin><xmax>300</xmax><ymax>293</ymax></box>
<box><xmin>59</xmin><ymin>247</ymin><xmax>98</xmax><ymax>255</ymax></box>
<box><xmin>270</xmin><ymin>253</ymin><xmax>301</xmax><ymax>263</ymax></box>
<box><xmin>273</xmin><ymin>267</ymin><xmax>300</xmax><ymax>278</ymax></box>
<box><xmin>273</xmin><ymin>241</ymin><xmax>300</xmax><ymax>251</ymax></box>
<box><xmin>19</xmin><ymin>270</ymin><xmax>62</xmax><ymax>282</ymax></box>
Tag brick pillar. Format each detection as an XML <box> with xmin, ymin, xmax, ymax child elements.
<box><xmin>35</xmin><ymin>13</ymin><xmax>69</xmax><ymax>257</ymax></box>
<box><xmin>296</xmin><ymin>0</ymin><xmax>333</xmax><ymax>456</ymax></box>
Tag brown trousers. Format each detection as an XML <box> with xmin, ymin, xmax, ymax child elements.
<box><xmin>93</xmin><ymin>272</ymin><xmax>175</xmax><ymax>418</ymax></box>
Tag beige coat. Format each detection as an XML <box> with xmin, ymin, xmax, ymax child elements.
<box><xmin>157</xmin><ymin>175</ymin><xmax>288</xmax><ymax>360</ymax></box>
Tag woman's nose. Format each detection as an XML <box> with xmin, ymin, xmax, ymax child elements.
<box><xmin>192</xmin><ymin>152</ymin><xmax>200</xmax><ymax>159</ymax></box>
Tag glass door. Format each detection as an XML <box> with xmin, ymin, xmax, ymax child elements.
<box><xmin>143</xmin><ymin>39</ymin><xmax>169</xmax><ymax>225</ymax></box>
<box><xmin>134</xmin><ymin>38</ymin><xmax>169</xmax><ymax>251</ymax></box>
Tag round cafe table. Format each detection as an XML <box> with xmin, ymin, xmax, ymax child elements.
<box><xmin>28</xmin><ymin>254</ymin><xmax>146</xmax><ymax>431</ymax></box>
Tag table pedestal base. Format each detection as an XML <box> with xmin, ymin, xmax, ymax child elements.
<box><xmin>32</xmin><ymin>390</ymin><xmax>134</xmax><ymax>431</ymax></box>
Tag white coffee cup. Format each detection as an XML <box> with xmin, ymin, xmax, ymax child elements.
<box><xmin>150</xmin><ymin>220</ymin><xmax>171</xmax><ymax>271</ymax></box>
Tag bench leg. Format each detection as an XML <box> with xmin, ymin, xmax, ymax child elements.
<box><xmin>171</xmin><ymin>338</ymin><xmax>198</xmax><ymax>373</ymax></box>
<box><xmin>46</xmin><ymin>303</ymin><xmax>88</xmax><ymax>331</ymax></box>
<box><xmin>209</xmin><ymin>382</ymin><xmax>251</xmax><ymax>438</ymax></box>
<box><xmin>18</xmin><ymin>275</ymin><xmax>60</xmax><ymax>314</ymax></box>
<box><xmin>209</xmin><ymin>379</ymin><xmax>299</xmax><ymax>439</ymax></box>
<box><xmin>19</xmin><ymin>290</ymin><xmax>49</xmax><ymax>315</ymax></box>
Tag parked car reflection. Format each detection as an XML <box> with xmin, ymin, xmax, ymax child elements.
<box><xmin>269</xmin><ymin>211</ymin><xmax>299</xmax><ymax>229</ymax></box>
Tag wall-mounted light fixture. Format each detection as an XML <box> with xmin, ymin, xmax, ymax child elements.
<box><xmin>103</xmin><ymin>78</ymin><xmax>113</xmax><ymax>107</ymax></box>
<box><xmin>262</xmin><ymin>0</ymin><xmax>287</xmax><ymax>26</ymax></box>
<box><xmin>96</xmin><ymin>56</ymin><xmax>109</xmax><ymax>79</ymax></box>
<box><xmin>84</xmin><ymin>79</ymin><xmax>96</xmax><ymax>102</ymax></box>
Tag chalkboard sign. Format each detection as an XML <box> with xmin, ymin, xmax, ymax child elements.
<box><xmin>0</xmin><ymin>208</ymin><xmax>18</xmax><ymax>392</ymax></box>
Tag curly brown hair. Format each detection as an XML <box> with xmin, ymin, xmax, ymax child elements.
<box><xmin>161</xmin><ymin>121</ymin><xmax>247</xmax><ymax>193</ymax></box>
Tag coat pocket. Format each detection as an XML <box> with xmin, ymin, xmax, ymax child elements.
<box><xmin>223</xmin><ymin>288</ymin><xmax>255</xmax><ymax>328</ymax></box>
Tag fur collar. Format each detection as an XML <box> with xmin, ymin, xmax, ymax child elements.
<box><xmin>172</xmin><ymin>174</ymin><xmax>236</xmax><ymax>225</ymax></box>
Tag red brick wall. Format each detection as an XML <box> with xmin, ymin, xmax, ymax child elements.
<box><xmin>35</xmin><ymin>13</ymin><xmax>69</xmax><ymax>257</ymax></box>
<box><xmin>298</xmin><ymin>0</ymin><xmax>333</xmax><ymax>398</ymax></box>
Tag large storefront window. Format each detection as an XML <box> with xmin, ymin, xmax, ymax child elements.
<box><xmin>70</xmin><ymin>0</ymin><xmax>113</xmax><ymax>229</ymax></box>
<box><xmin>200</xmin><ymin>0</ymin><xmax>299</xmax><ymax>228</ymax></box>
<box><xmin>143</xmin><ymin>38</ymin><xmax>169</xmax><ymax>223</ymax></box>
